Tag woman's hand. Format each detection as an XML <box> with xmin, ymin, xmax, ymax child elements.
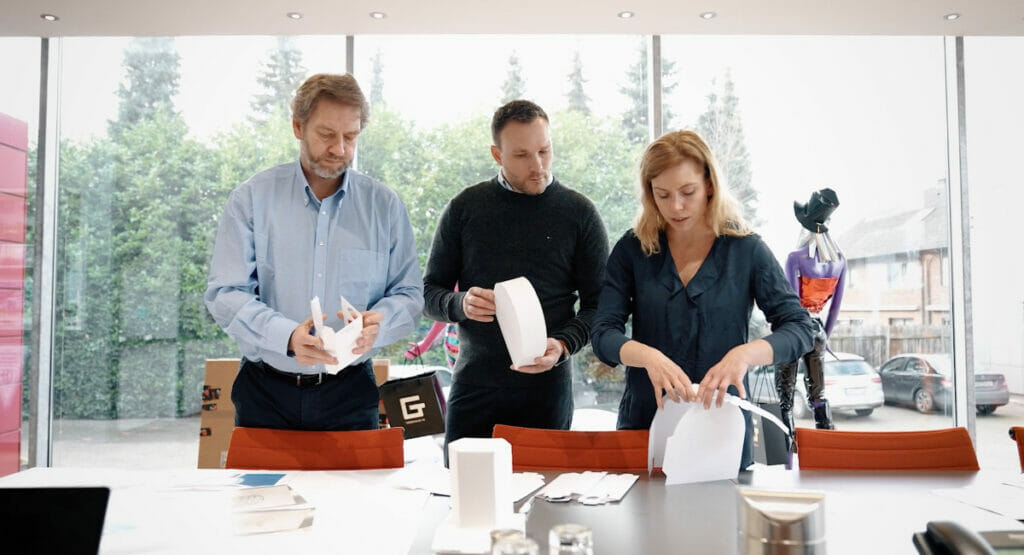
<box><xmin>641</xmin><ymin>347</ymin><xmax>696</xmax><ymax>409</ymax></box>
<box><xmin>696</xmin><ymin>341</ymin><xmax>769</xmax><ymax>409</ymax></box>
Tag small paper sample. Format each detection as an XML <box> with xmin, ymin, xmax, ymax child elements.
<box><xmin>494</xmin><ymin>277</ymin><xmax>547</xmax><ymax>368</ymax></box>
<box><xmin>232</xmin><ymin>484</ymin><xmax>314</xmax><ymax>535</ymax></box>
<box><xmin>310</xmin><ymin>295</ymin><xmax>363</xmax><ymax>373</ymax></box>
<box><xmin>534</xmin><ymin>471</ymin><xmax>638</xmax><ymax>505</ymax></box>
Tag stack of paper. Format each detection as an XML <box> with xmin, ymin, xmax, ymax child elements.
<box><xmin>534</xmin><ymin>471</ymin><xmax>638</xmax><ymax>505</ymax></box>
<box><xmin>232</xmin><ymin>484</ymin><xmax>314</xmax><ymax>535</ymax></box>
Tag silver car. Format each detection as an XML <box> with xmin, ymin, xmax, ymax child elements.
<box><xmin>749</xmin><ymin>352</ymin><xmax>885</xmax><ymax>417</ymax></box>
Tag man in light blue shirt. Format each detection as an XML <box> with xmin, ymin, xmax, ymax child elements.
<box><xmin>205</xmin><ymin>74</ymin><xmax>423</xmax><ymax>431</ymax></box>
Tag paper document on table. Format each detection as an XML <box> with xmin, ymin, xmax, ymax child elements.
<box><xmin>232</xmin><ymin>484</ymin><xmax>314</xmax><ymax>535</ymax></box>
<box><xmin>534</xmin><ymin>471</ymin><xmax>638</xmax><ymax>505</ymax></box>
<box><xmin>387</xmin><ymin>459</ymin><xmax>545</xmax><ymax>501</ymax></box>
<box><xmin>933</xmin><ymin>481</ymin><xmax>1024</xmax><ymax>520</ymax></box>
<box><xmin>310</xmin><ymin>296</ymin><xmax>363</xmax><ymax>373</ymax></box>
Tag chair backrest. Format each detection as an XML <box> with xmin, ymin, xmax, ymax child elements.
<box><xmin>795</xmin><ymin>427</ymin><xmax>979</xmax><ymax>471</ymax></box>
<box><xmin>225</xmin><ymin>427</ymin><xmax>405</xmax><ymax>470</ymax></box>
<box><xmin>1011</xmin><ymin>427</ymin><xmax>1024</xmax><ymax>472</ymax></box>
<box><xmin>492</xmin><ymin>424</ymin><xmax>648</xmax><ymax>472</ymax></box>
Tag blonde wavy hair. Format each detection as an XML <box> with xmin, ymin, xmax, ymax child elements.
<box><xmin>633</xmin><ymin>130</ymin><xmax>751</xmax><ymax>255</ymax></box>
<box><xmin>291</xmin><ymin>73</ymin><xmax>369</xmax><ymax>129</ymax></box>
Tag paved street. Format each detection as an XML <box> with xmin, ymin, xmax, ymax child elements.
<box><xmin>18</xmin><ymin>395</ymin><xmax>1023</xmax><ymax>472</ymax></box>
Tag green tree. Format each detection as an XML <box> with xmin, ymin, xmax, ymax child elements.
<box><xmin>369</xmin><ymin>49</ymin><xmax>385</xmax><ymax>107</ymax></box>
<box><xmin>109</xmin><ymin>38</ymin><xmax>180</xmax><ymax>138</ymax></box>
<box><xmin>695</xmin><ymin>71</ymin><xmax>758</xmax><ymax>225</ymax></box>
<box><xmin>250</xmin><ymin>37</ymin><xmax>307</xmax><ymax>121</ymax></box>
<box><xmin>501</xmin><ymin>52</ymin><xmax>526</xmax><ymax>103</ymax></box>
<box><xmin>566</xmin><ymin>51</ymin><xmax>590</xmax><ymax>115</ymax></box>
<box><xmin>620</xmin><ymin>41</ymin><xmax>677</xmax><ymax>144</ymax></box>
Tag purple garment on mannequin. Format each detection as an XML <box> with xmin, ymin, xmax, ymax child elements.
<box><xmin>784</xmin><ymin>244</ymin><xmax>847</xmax><ymax>336</ymax></box>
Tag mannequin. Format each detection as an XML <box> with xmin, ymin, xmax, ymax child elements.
<box><xmin>776</xmin><ymin>188</ymin><xmax>846</xmax><ymax>448</ymax></box>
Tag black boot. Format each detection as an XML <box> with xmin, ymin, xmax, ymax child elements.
<box><xmin>803</xmin><ymin>320</ymin><xmax>835</xmax><ymax>430</ymax></box>
<box><xmin>775</xmin><ymin>360</ymin><xmax>799</xmax><ymax>453</ymax></box>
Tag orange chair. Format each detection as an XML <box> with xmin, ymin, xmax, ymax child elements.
<box><xmin>795</xmin><ymin>427</ymin><xmax>979</xmax><ymax>471</ymax></box>
<box><xmin>225</xmin><ymin>427</ymin><xmax>405</xmax><ymax>470</ymax></box>
<box><xmin>492</xmin><ymin>424</ymin><xmax>648</xmax><ymax>472</ymax></box>
<box><xmin>1011</xmin><ymin>427</ymin><xmax>1024</xmax><ymax>472</ymax></box>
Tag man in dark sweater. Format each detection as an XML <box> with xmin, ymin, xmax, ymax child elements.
<box><xmin>423</xmin><ymin>100</ymin><xmax>609</xmax><ymax>462</ymax></box>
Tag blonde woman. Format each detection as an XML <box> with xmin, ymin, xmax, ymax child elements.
<box><xmin>590</xmin><ymin>130</ymin><xmax>813</xmax><ymax>470</ymax></box>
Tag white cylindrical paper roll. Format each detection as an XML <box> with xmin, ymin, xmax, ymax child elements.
<box><xmin>493</xmin><ymin>277</ymin><xmax>547</xmax><ymax>368</ymax></box>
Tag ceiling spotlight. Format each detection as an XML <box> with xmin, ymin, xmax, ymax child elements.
<box><xmin>943</xmin><ymin>12</ymin><xmax>960</xmax><ymax>21</ymax></box>
<box><xmin>40</xmin><ymin>13</ymin><xmax>59</xmax><ymax>22</ymax></box>
<box><xmin>699</xmin><ymin>11</ymin><xmax>717</xmax><ymax>20</ymax></box>
<box><xmin>617</xmin><ymin>11</ymin><xmax>635</xmax><ymax>19</ymax></box>
<box><xmin>286</xmin><ymin>12</ymin><xmax>303</xmax><ymax>20</ymax></box>
<box><xmin>370</xmin><ymin>11</ymin><xmax>387</xmax><ymax>19</ymax></box>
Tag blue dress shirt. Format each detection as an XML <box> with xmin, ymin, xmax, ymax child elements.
<box><xmin>205</xmin><ymin>161</ymin><xmax>424</xmax><ymax>374</ymax></box>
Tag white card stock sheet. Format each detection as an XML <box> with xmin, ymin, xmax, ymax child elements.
<box><xmin>650</xmin><ymin>398</ymin><xmax>745</xmax><ymax>485</ymax></box>
<box><xmin>310</xmin><ymin>296</ymin><xmax>363</xmax><ymax>374</ymax></box>
<box><xmin>493</xmin><ymin>277</ymin><xmax>547</xmax><ymax>368</ymax></box>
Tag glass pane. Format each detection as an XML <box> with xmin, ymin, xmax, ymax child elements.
<box><xmin>964</xmin><ymin>36</ymin><xmax>1024</xmax><ymax>472</ymax></box>
<box><xmin>53</xmin><ymin>36</ymin><xmax>346</xmax><ymax>468</ymax></box>
<box><xmin>661</xmin><ymin>36</ymin><xmax>953</xmax><ymax>430</ymax></box>
<box><xmin>0</xmin><ymin>37</ymin><xmax>39</xmax><ymax>475</ymax></box>
<box><xmin>354</xmin><ymin>35</ymin><xmax>644</xmax><ymax>428</ymax></box>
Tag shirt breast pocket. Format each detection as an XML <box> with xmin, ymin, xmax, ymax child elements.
<box><xmin>336</xmin><ymin>248</ymin><xmax>388</xmax><ymax>308</ymax></box>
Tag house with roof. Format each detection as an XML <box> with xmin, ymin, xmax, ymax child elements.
<box><xmin>834</xmin><ymin>185</ymin><xmax>950</xmax><ymax>328</ymax></box>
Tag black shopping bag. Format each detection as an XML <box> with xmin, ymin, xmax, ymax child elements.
<box><xmin>749</xmin><ymin>366</ymin><xmax>790</xmax><ymax>466</ymax></box>
<box><xmin>379</xmin><ymin>371</ymin><xmax>445</xmax><ymax>439</ymax></box>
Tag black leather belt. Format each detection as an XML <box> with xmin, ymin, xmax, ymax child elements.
<box><xmin>247</xmin><ymin>359</ymin><xmax>331</xmax><ymax>387</ymax></box>
<box><xmin>246</xmin><ymin>358</ymin><xmax>368</xmax><ymax>387</ymax></box>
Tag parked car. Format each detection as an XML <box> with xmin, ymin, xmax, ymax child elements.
<box><xmin>877</xmin><ymin>353</ymin><xmax>1009</xmax><ymax>415</ymax></box>
<box><xmin>749</xmin><ymin>352</ymin><xmax>884</xmax><ymax>417</ymax></box>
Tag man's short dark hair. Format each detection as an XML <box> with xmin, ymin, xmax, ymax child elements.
<box><xmin>491</xmin><ymin>100</ymin><xmax>549</xmax><ymax>146</ymax></box>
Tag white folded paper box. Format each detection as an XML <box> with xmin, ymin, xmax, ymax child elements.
<box><xmin>494</xmin><ymin>277</ymin><xmax>547</xmax><ymax>368</ymax></box>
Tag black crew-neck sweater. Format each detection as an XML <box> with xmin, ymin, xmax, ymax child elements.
<box><xmin>423</xmin><ymin>177</ymin><xmax>609</xmax><ymax>387</ymax></box>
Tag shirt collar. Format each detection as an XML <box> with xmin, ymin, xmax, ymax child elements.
<box><xmin>296</xmin><ymin>161</ymin><xmax>350</xmax><ymax>208</ymax></box>
<box><xmin>497</xmin><ymin>169</ymin><xmax>554</xmax><ymax>194</ymax></box>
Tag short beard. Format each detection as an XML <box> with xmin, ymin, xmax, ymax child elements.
<box><xmin>301</xmin><ymin>140</ymin><xmax>348</xmax><ymax>180</ymax></box>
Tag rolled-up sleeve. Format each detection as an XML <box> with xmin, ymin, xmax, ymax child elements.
<box><xmin>591</xmin><ymin>237</ymin><xmax>634</xmax><ymax>368</ymax></box>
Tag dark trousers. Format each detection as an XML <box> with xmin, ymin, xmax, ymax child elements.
<box><xmin>443</xmin><ymin>379</ymin><xmax>573</xmax><ymax>466</ymax></box>
<box><xmin>232</xmin><ymin>359</ymin><xmax>379</xmax><ymax>431</ymax></box>
<box><xmin>617</xmin><ymin>370</ymin><xmax>754</xmax><ymax>471</ymax></box>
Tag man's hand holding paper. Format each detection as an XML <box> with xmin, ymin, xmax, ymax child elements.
<box><xmin>308</xmin><ymin>296</ymin><xmax>370</xmax><ymax>374</ymax></box>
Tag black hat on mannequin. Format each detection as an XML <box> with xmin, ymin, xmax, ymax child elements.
<box><xmin>793</xmin><ymin>188</ymin><xmax>839</xmax><ymax>233</ymax></box>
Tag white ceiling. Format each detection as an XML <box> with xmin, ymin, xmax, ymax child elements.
<box><xmin>3</xmin><ymin>0</ymin><xmax>1023</xmax><ymax>37</ymax></box>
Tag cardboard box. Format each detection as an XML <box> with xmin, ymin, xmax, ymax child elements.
<box><xmin>372</xmin><ymin>358</ymin><xmax>389</xmax><ymax>386</ymax></box>
<box><xmin>197</xmin><ymin>359</ymin><xmax>240</xmax><ymax>469</ymax></box>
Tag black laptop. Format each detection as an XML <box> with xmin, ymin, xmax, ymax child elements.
<box><xmin>0</xmin><ymin>487</ymin><xmax>110</xmax><ymax>555</ymax></box>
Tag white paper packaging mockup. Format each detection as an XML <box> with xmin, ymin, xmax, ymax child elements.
<box><xmin>493</xmin><ymin>277</ymin><xmax>547</xmax><ymax>368</ymax></box>
<box><xmin>310</xmin><ymin>296</ymin><xmax>363</xmax><ymax>373</ymax></box>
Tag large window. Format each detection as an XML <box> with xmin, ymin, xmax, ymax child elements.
<box><xmin>964</xmin><ymin>37</ymin><xmax>1024</xmax><ymax>471</ymax></box>
<box><xmin>16</xmin><ymin>33</ymin><xmax>1019</xmax><ymax>471</ymax></box>
<box><xmin>661</xmin><ymin>36</ymin><xmax>958</xmax><ymax>432</ymax></box>
<box><xmin>0</xmin><ymin>37</ymin><xmax>40</xmax><ymax>475</ymax></box>
<box><xmin>52</xmin><ymin>36</ymin><xmax>346</xmax><ymax>468</ymax></box>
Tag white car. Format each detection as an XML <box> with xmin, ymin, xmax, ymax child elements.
<box><xmin>750</xmin><ymin>352</ymin><xmax>885</xmax><ymax>417</ymax></box>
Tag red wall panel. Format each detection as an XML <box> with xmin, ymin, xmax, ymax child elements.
<box><xmin>0</xmin><ymin>147</ymin><xmax>27</xmax><ymax>196</ymax></box>
<box><xmin>0</xmin><ymin>243</ymin><xmax>25</xmax><ymax>290</ymax></box>
<box><xmin>0</xmin><ymin>193</ymin><xmax>26</xmax><ymax>243</ymax></box>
